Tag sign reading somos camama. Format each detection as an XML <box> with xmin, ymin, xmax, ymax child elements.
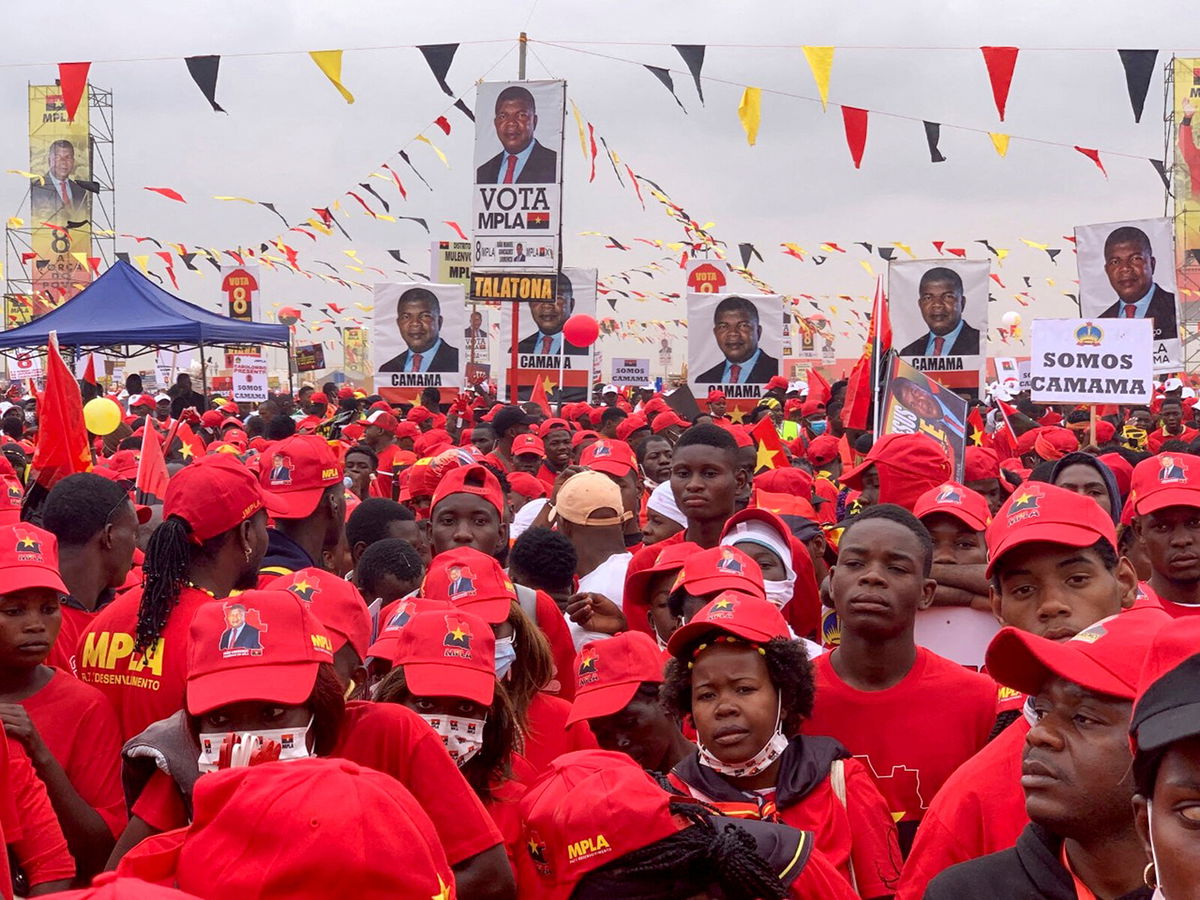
<box><xmin>1029</xmin><ymin>318</ymin><xmax>1153</xmax><ymax>405</ymax></box>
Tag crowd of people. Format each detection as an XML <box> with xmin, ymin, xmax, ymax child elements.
<box><xmin>0</xmin><ymin>367</ymin><xmax>1199</xmax><ymax>898</ymax></box>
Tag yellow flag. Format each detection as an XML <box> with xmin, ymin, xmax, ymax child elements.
<box><xmin>309</xmin><ymin>50</ymin><xmax>355</xmax><ymax>104</ymax></box>
<box><xmin>71</xmin><ymin>252</ymin><xmax>88</xmax><ymax>268</ymax></box>
<box><xmin>570</xmin><ymin>100</ymin><xmax>589</xmax><ymax>158</ymax></box>
<box><xmin>738</xmin><ymin>87</ymin><xmax>762</xmax><ymax>146</ymax></box>
<box><xmin>7</xmin><ymin>217</ymin><xmax>24</xmax><ymax>228</ymax></box>
<box><xmin>996</xmin><ymin>247</ymin><xmax>1010</xmax><ymax>261</ymax></box>
<box><xmin>6</xmin><ymin>169</ymin><xmax>43</xmax><ymax>184</ymax></box>
<box><xmin>213</xmin><ymin>196</ymin><xmax>256</xmax><ymax>203</ymax></box>
<box><xmin>415</xmin><ymin>134</ymin><xmax>449</xmax><ymax>168</ymax></box>
<box><xmin>859</xmin><ymin>260</ymin><xmax>875</xmax><ymax>277</ymax></box>
<box><xmin>133</xmin><ymin>255</ymin><xmax>150</xmax><ymax>273</ymax></box>
<box><xmin>989</xmin><ymin>133</ymin><xmax>1010</xmax><ymax>158</ymax></box>
<box><xmin>802</xmin><ymin>47</ymin><xmax>835</xmax><ymax>110</ymax></box>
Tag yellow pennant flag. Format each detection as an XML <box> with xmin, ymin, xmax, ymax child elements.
<box><xmin>738</xmin><ymin>87</ymin><xmax>762</xmax><ymax>146</ymax></box>
<box><xmin>414</xmin><ymin>134</ymin><xmax>449</xmax><ymax>168</ymax></box>
<box><xmin>859</xmin><ymin>260</ymin><xmax>875</xmax><ymax>277</ymax></box>
<box><xmin>71</xmin><ymin>252</ymin><xmax>88</xmax><ymax>268</ymax></box>
<box><xmin>6</xmin><ymin>169</ymin><xmax>43</xmax><ymax>185</ymax></box>
<box><xmin>995</xmin><ymin>247</ymin><xmax>1010</xmax><ymax>261</ymax></box>
<box><xmin>989</xmin><ymin>133</ymin><xmax>1010</xmax><ymax>158</ymax></box>
<box><xmin>213</xmin><ymin>196</ymin><xmax>256</xmax><ymax>203</ymax></box>
<box><xmin>569</xmin><ymin>100</ymin><xmax>589</xmax><ymax>159</ymax></box>
<box><xmin>801</xmin><ymin>47</ymin><xmax>835</xmax><ymax>110</ymax></box>
<box><xmin>7</xmin><ymin>217</ymin><xmax>24</xmax><ymax>228</ymax></box>
<box><xmin>133</xmin><ymin>255</ymin><xmax>150</xmax><ymax>273</ymax></box>
<box><xmin>309</xmin><ymin>50</ymin><xmax>355</xmax><ymax>104</ymax></box>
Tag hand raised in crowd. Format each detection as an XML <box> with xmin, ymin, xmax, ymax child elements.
<box><xmin>566</xmin><ymin>592</ymin><xmax>627</xmax><ymax>636</ymax></box>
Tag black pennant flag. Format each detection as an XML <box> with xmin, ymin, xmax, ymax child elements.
<box><xmin>180</xmin><ymin>253</ymin><xmax>198</xmax><ymax>272</ymax></box>
<box><xmin>1046</xmin><ymin>248</ymin><xmax>1062</xmax><ymax>263</ymax></box>
<box><xmin>418</xmin><ymin>44</ymin><xmax>459</xmax><ymax>96</ymax></box>
<box><xmin>358</xmin><ymin>182</ymin><xmax>390</xmax><ymax>213</ymax></box>
<box><xmin>923</xmin><ymin>121</ymin><xmax>946</xmax><ymax>163</ymax></box>
<box><xmin>674</xmin><ymin>45</ymin><xmax>706</xmax><ymax>104</ymax></box>
<box><xmin>1150</xmin><ymin>158</ymin><xmax>1169</xmax><ymax>190</ymax></box>
<box><xmin>1118</xmin><ymin>50</ymin><xmax>1158</xmax><ymax>123</ymax></box>
<box><xmin>395</xmin><ymin>216</ymin><xmax>430</xmax><ymax>233</ymax></box>
<box><xmin>878</xmin><ymin>247</ymin><xmax>895</xmax><ymax>261</ymax></box>
<box><xmin>453</xmin><ymin>98</ymin><xmax>475</xmax><ymax>122</ymax></box>
<box><xmin>387</xmin><ymin>250</ymin><xmax>408</xmax><ymax>264</ymax></box>
<box><xmin>185</xmin><ymin>56</ymin><xmax>226</xmax><ymax>113</ymax></box>
<box><xmin>600</xmin><ymin>137</ymin><xmax>624</xmax><ymax>186</ymax></box>
<box><xmin>258</xmin><ymin>202</ymin><xmax>288</xmax><ymax>227</ymax></box>
<box><xmin>738</xmin><ymin>243</ymin><xmax>763</xmax><ymax>267</ymax></box>
<box><xmin>398</xmin><ymin>151</ymin><xmax>432</xmax><ymax>191</ymax></box>
<box><xmin>644</xmin><ymin>66</ymin><xmax>686</xmax><ymax>112</ymax></box>
<box><xmin>115</xmin><ymin>251</ymin><xmax>130</xmax><ymax>265</ymax></box>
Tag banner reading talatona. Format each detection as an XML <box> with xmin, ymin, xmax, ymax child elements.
<box><xmin>28</xmin><ymin>85</ymin><xmax>92</xmax><ymax>316</ymax></box>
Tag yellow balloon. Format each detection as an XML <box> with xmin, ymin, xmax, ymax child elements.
<box><xmin>83</xmin><ymin>397</ymin><xmax>122</xmax><ymax>436</ymax></box>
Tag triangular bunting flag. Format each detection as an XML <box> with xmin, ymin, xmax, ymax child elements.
<box><xmin>144</xmin><ymin>186</ymin><xmax>185</xmax><ymax>203</ymax></box>
<box><xmin>737</xmin><ymin>87</ymin><xmax>762</xmax><ymax>146</ymax></box>
<box><xmin>1150</xmin><ymin>158</ymin><xmax>1169</xmax><ymax>190</ymax></box>
<box><xmin>989</xmin><ymin>132</ymin><xmax>1010</xmax><ymax>157</ymax></box>
<box><xmin>674</xmin><ymin>45</ymin><xmax>705</xmax><ymax>103</ymax></box>
<box><xmin>1118</xmin><ymin>49</ymin><xmax>1158</xmax><ymax>123</ymax></box>
<box><xmin>980</xmin><ymin>46</ymin><xmax>1019</xmax><ymax>120</ymax></box>
<box><xmin>644</xmin><ymin>65</ymin><xmax>686</xmax><ymax>112</ymax></box>
<box><xmin>1074</xmin><ymin>146</ymin><xmax>1107</xmax><ymax>178</ymax></box>
<box><xmin>802</xmin><ymin>46</ymin><xmax>835</xmax><ymax>110</ymax></box>
<box><xmin>841</xmin><ymin>106</ymin><xmax>868</xmax><ymax>168</ymax></box>
<box><xmin>58</xmin><ymin>62</ymin><xmax>91</xmax><ymax>122</ymax></box>
<box><xmin>184</xmin><ymin>55</ymin><xmax>226</xmax><ymax>113</ymax></box>
<box><xmin>738</xmin><ymin>243</ymin><xmax>764</xmax><ymax>267</ymax></box>
<box><xmin>418</xmin><ymin>44</ymin><xmax>459</xmax><ymax>96</ymax></box>
<box><xmin>453</xmin><ymin>98</ymin><xmax>475</xmax><ymax>122</ymax></box>
<box><xmin>923</xmin><ymin>121</ymin><xmax>946</xmax><ymax>163</ymax></box>
<box><xmin>308</xmin><ymin>50</ymin><xmax>354</xmax><ymax>104</ymax></box>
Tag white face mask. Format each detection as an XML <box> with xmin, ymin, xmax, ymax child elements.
<box><xmin>697</xmin><ymin>696</ymin><xmax>789</xmax><ymax>779</ymax></box>
<box><xmin>494</xmin><ymin>635</ymin><xmax>517</xmax><ymax>680</ymax></box>
<box><xmin>421</xmin><ymin>713</ymin><xmax>486</xmax><ymax>767</ymax></box>
<box><xmin>763</xmin><ymin>576</ymin><xmax>797</xmax><ymax>611</ymax></box>
<box><xmin>197</xmin><ymin>716</ymin><xmax>314</xmax><ymax>774</ymax></box>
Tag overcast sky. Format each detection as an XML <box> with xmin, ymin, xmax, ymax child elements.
<box><xmin>3</xmin><ymin>0</ymin><xmax>1197</xmax><ymax>376</ymax></box>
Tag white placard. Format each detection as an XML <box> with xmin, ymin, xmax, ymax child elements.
<box><xmin>611</xmin><ymin>358</ymin><xmax>650</xmax><ymax>384</ymax></box>
<box><xmin>231</xmin><ymin>355</ymin><xmax>268</xmax><ymax>403</ymax></box>
<box><xmin>1030</xmin><ymin>318</ymin><xmax>1153</xmax><ymax>404</ymax></box>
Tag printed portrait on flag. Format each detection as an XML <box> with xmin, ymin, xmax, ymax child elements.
<box><xmin>372</xmin><ymin>282</ymin><xmax>465</xmax><ymax>391</ymax></box>
<box><xmin>687</xmin><ymin>293</ymin><xmax>783</xmax><ymax>401</ymax></box>
<box><xmin>881</xmin><ymin>355</ymin><xmax>968</xmax><ymax>479</ymax></box>
<box><xmin>889</xmin><ymin>258</ymin><xmax>988</xmax><ymax>393</ymax></box>
<box><xmin>500</xmin><ymin>268</ymin><xmax>595</xmax><ymax>403</ymax></box>
<box><xmin>1075</xmin><ymin>216</ymin><xmax>1180</xmax><ymax>372</ymax></box>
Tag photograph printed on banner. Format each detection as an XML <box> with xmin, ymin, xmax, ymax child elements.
<box><xmin>687</xmin><ymin>293</ymin><xmax>783</xmax><ymax>400</ymax></box>
<box><xmin>881</xmin><ymin>355</ymin><xmax>968</xmax><ymax>478</ymax></box>
<box><xmin>371</xmin><ymin>282</ymin><xmax>465</xmax><ymax>390</ymax></box>
<box><xmin>472</xmin><ymin>80</ymin><xmax>564</xmax><ymax>272</ymax></box>
<box><xmin>500</xmin><ymin>268</ymin><xmax>596</xmax><ymax>402</ymax></box>
<box><xmin>1074</xmin><ymin>216</ymin><xmax>1180</xmax><ymax>371</ymax></box>
<box><xmin>889</xmin><ymin>259</ymin><xmax>988</xmax><ymax>378</ymax></box>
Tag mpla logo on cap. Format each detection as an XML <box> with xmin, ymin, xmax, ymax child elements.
<box><xmin>577</xmin><ymin>650</ymin><xmax>599</xmax><ymax>687</ymax></box>
<box><xmin>443</xmin><ymin>615</ymin><xmax>474</xmax><ymax>659</ymax></box>
<box><xmin>268</xmin><ymin>453</ymin><xmax>293</xmax><ymax>486</ymax></box>
<box><xmin>590</xmin><ymin>442</ymin><xmax>612</xmax><ymax>458</ymax></box>
<box><xmin>707</xmin><ymin>594</ymin><xmax>740</xmax><ymax>621</ymax></box>
<box><xmin>219</xmin><ymin>603</ymin><xmax>266</xmax><ymax>657</ymax></box>
<box><xmin>286</xmin><ymin>578</ymin><xmax>316</xmax><ymax>602</ymax></box>
<box><xmin>1069</xmin><ymin>614</ymin><xmax>1116</xmax><ymax>645</ymax></box>
<box><xmin>445</xmin><ymin>564</ymin><xmax>477</xmax><ymax>600</ymax></box>
<box><xmin>13</xmin><ymin>529</ymin><xmax>43</xmax><ymax>562</ymax></box>
<box><xmin>1006</xmin><ymin>486</ymin><xmax>1044</xmax><ymax>526</ymax></box>
<box><xmin>526</xmin><ymin>830</ymin><xmax>550</xmax><ymax>875</ymax></box>
<box><xmin>566</xmin><ymin>833</ymin><xmax>612</xmax><ymax>865</ymax></box>
<box><xmin>6</xmin><ymin>483</ymin><xmax>21</xmax><ymax>504</ymax></box>
<box><xmin>1159</xmin><ymin>455</ymin><xmax>1189</xmax><ymax>485</ymax></box>
<box><xmin>936</xmin><ymin>484</ymin><xmax>963</xmax><ymax>505</ymax></box>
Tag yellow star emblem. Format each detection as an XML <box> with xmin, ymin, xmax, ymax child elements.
<box><xmin>755</xmin><ymin>440</ymin><xmax>777</xmax><ymax>473</ymax></box>
<box><xmin>431</xmin><ymin>875</ymin><xmax>451</xmax><ymax>900</ymax></box>
<box><xmin>713</xmin><ymin>597</ymin><xmax>734</xmax><ymax>610</ymax></box>
<box><xmin>450</xmin><ymin>627</ymin><xmax>466</xmax><ymax>641</ymax></box>
<box><xmin>728</xmin><ymin>406</ymin><xmax>746</xmax><ymax>424</ymax></box>
<box><xmin>178</xmin><ymin>442</ymin><xmax>194</xmax><ymax>459</ymax></box>
<box><xmin>17</xmin><ymin>536</ymin><xmax>36</xmax><ymax>550</ymax></box>
<box><xmin>1014</xmin><ymin>491</ymin><xmax>1033</xmax><ymax>505</ymax></box>
<box><xmin>542</xmin><ymin>376</ymin><xmax>556</xmax><ymax>394</ymax></box>
<box><xmin>293</xmin><ymin>579</ymin><xmax>311</xmax><ymax>593</ymax></box>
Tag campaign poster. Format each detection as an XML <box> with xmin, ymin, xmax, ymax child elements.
<box><xmin>685</xmin><ymin>258</ymin><xmax>730</xmax><ymax>294</ymax></box>
<box><xmin>888</xmin><ymin>258</ymin><xmax>988</xmax><ymax>393</ymax></box>
<box><xmin>1029</xmin><ymin>318</ymin><xmax>1153</xmax><ymax>405</ymax></box>
<box><xmin>342</xmin><ymin>327</ymin><xmax>368</xmax><ymax>378</ymax></box>
<box><xmin>471</xmin><ymin>79</ymin><xmax>564</xmax><ymax>273</ymax></box>
<box><xmin>293</xmin><ymin>344</ymin><xmax>325</xmax><ymax>373</ymax></box>
<box><xmin>881</xmin><ymin>355</ymin><xmax>968</xmax><ymax>479</ymax></box>
<box><xmin>1172</xmin><ymin>59</ymin><xmax>1200</xmax><ymax>355</ymax></box>
<box><xmin>231</xmin><ymin>355</ymin><xmax>268</xmax><ymax>404</ymax></box>
<box><xmin>431</xmin><ymin>240</ymin><xmax>472</xmax><ymax>287</ymax></box>
<box><xmin>28</xmin><ymin>85</ymin><xmax>92</xmax><ymax>316</ymax></box>
<box><xmin>611</xmin><ymin>358</ymin><xmax>650</xmax><ymax>384</ymax></box>
<box><xmin>499</xmin><ymin>268</ymin><xmax>594</xmax><ymax>403</ymax></box>
<box><xmin>220</xmin><ymin>266</ymin><xmax>259</xmax><ymax>322</ymax></box>
<box><xmin>686</xmin><ymin>293</ymin><xmax>783</xmax><ymax>405</ymax></box>
<box><xmin>372</xmin><ymin>282</ymin><xmax>465</xmax><ymax>399</ymax></box>
<box><xmin>463</xmin><ymin>307</ymin><xmax>492</xmax><ymax>385</ymax></box>
<box><xmin>1074</xmin><ymin>216</ymin><xmax>1180</xmax><ymax>372</ymax></box>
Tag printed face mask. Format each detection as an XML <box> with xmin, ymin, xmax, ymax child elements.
<box><xmin>697</xmin><ymin>696</ymin><xmax>788</xmax><ymax>779</ymax></box>
<box><xmin>421</xmin><ymin>713</ymin><xmax>486</xmax><ymax>766</ymax></box>
<box><xmin>494</xmin><ymin>635</ymin><xmax>517</xmax><ymax>680</ymax></box>
<box><xmin>197</xmin><ymin>717</ymin><xmax>314</xmax><ymax>773</ymax></box>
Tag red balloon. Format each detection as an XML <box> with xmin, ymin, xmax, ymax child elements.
<box><xmin>563</xmin><ymin>314</ymin><xmax>599</xmax><ymax>347</ymax></box>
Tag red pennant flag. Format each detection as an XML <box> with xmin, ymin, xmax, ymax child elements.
<box><xmin>980</xmin><ymin>46</ymin><xmax>1019</xmax><ymax>121</ymax></box>
<box><xmin>626</xmin><ymin>165</ymin><xmax>645</xmax><ymax>209</ymax></box>
<box><xmin>434</xmin><ymin>115</ymin><xmax>451</xmax><ymax>135</ymax></box>
<box><xmin>932</xmin><ymin>241</ymin><xmax>945</xmax><ymax>255</ymax></box>
<box><xmin>443</xmin><ymin>220</ymin><xmax>468</xmax><ymax>241</ymax></box>
<box><xmin>946</xmin><ymin>247</ymin><xmax>967</xmax><ymax>258</ymax></box>
<box><xmin>58</xmin><ymin>62</ymin><xmax>91</xmax><ymax>122</ymax></box>
<box><xmin>967</xmin><ymin>405</ymin><xmax>989</xmax><ymax>448</ymax></box>
<box><xmin>82</xmin><ymin>353</ymin><xmax>97</xmax><ymax>387</ymax></box>
<box><xmin>26</xmin><ymin>335</ymin><xmax>90</xmax><ymax>511</ymax></box>
<box><xmin>144</xmin><ymin>186</ymin><xmax>186</xmax><ymax>203</ymax></box>
<box><xmin>806</xmin><ymin>368</ymin><xmax>831</xmax><ymax>405</ymax></box>
<box><xmin>587</xmin><ymin>123</ymin><xmax>598</xmax><ymax>182</ymax></box>
<box><xmin>840</xmin><ymin>106</ymin><xmax>868</xmax><ymax>168</ymax></box>
<box><xmin>749</xmin><ymin>416</ymin><xmax>788</xmax><ymax>472</ymax></box>
<box><xmin>529</xmin><ymin>374</ymin><xmax>552</xmax><ymax>417</ymax></box>
<box><xmin>1074</xmin><ymin>146</ymin><xmax>1108</xmax><ymax>178</ymax></box>
<box><xmin>135</xmin><ymin>422</ymin><xmax>170</xmax><ymax>506</ymax></box>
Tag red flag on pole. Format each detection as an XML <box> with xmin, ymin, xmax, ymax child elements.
<box><xmin>529</xmin><ymin>373</ymin><xmax>552</xmax><ymax>418</ymax></box>
<box><xmin>749</xmin><ymin>416</ymin><xmax>788</xmax><ymax>473</ymax></box>
<box><xmin>840</xmin><ymin>277</ymin><xmax>890</xmax><ymax>431</ymax></box>
<box><xmin>806</xmin><ymin>368</ymin><xmax>831</xmax><ymax>406</ymax></box>
<box><xmin>82</xmin><ymin>353</ymin><xmax>97</xmax><ymax>387</ymax></box>
<box><xmin>135</xmin><ymin>423</ymin><xmax>170</xmax><ymax>506</ymax></box>
<box><xmin>23</xmin><ymin>334</ymin><xmax>91</xmax><ymax>518</ymax></box>
<box><xmin>172</xmin><ymin>421</ymin><xmax>206</xmax><ymax>463</ymax></box>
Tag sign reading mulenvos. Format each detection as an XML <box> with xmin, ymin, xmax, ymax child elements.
<box><xmin>1029</xmin><ymin>318</ymin><xmax>1153</xmax><ymax>404</ymax></box>
<box><xmin>471</xmin><ymin>273</ymin><xmax>555</xmax><ymax>302</ymax></box>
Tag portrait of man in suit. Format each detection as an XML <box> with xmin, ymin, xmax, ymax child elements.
<box><xmin>30</xmin><ymin>139</ymin><xmax>90</xmax><ymax>221</ymax></box>
<box><xmin>898</xmin><ymin>267</ymin><xmax>981</xmax><ymax>357</ymax></box>
<box><xmin>268</xmin><ymin>454</ymin><xmax>292</xmax><ymax>485</ymax></box>
<box><xmin>475</xmin><ymin>85</ymin><xmax>559</xmax><ymax>185</ymax></box>
<box><xmin>447</xmin><ymin>565</ymin><xmax>476</xmax><ymax>598</ymax></box>
<box><xmin>516</xmin><ymin>273</ymin><xmax>587</xmax><ymax>356</ymax></box>
<box><xmin>1097</xmin><ymin>225</ymin><xmax>1178</xmax><ymax>342</ymax></box>
<box><xmin>694</xmin><ymin>295</ymin><xmax>780</xmax><ymax>384</ymax></box>
<box><xmin>377</xmin><ymin>287</ymin><xmax>461</xmax><ymax>373</ymax></box>
<box><xmin>219</xmin><ymin>604</ymin><xmax>262</xmax><ymax>651</ymax></box>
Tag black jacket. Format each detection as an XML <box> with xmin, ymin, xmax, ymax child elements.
<box><xmin>259</xmin><ymin>528</ymin><xmax>317</xmax><ymax>581</ymax></box>
<box><xmin>475</xmin><ymin>140</ymin><xmax>558</xmax><ymax>184</ymax></box>
<box><xmin>1100</xmin><ymin>284</ymin><xmax>1178</xmax><ymax>342</ymax></box>
<box><xmin>693</xmin><ymin>351</ymin><xmax>781</xmax><ymax>386</ymax></box>
<box><xmin>925</xmin><ymin>822</ymin><xmax>1153</xmax><ymax>899</ymax></box>
<box><xmin>377</xmin><ymin>340</ymin><xmax>460</xmax><ymax>373</ymax></box>
<box><xmin>899</xmin><ymin>322</ymin><xmax>981</xmax><ymax>356</ymax></box>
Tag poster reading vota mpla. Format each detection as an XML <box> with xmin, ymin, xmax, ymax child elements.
<box><xmin>472</xmin><ymin>80</ymin><xmax>565</xmax><ymax>273</ymax></box>
<box><xmin>686</xmin><ymin>293</ymin><xmax>783</xmax><ymax>402</ymax></box>
<box><xmin>371</xmin><ymin>283</ymin><xmax>466</xmax><ymax>398</ymax></box>
<box><xmin>1074</xmin><ymin>216</ymin><xmax>1180</xmax><ymax>372</ymax></box>
<box><xmin>889</xmin><ymin>258</ymin><xmax>989</xmax><ymax>393</ymax></box>
<box><xmin>499</xmin><ymin>268</ymin><xmax>595</xmax><ymax>403</ymax></box>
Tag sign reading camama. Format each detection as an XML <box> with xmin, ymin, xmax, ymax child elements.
<box><xmin>1030</xmin><ymin>318</ymin><xmax>1153</xmax><ymax>404</ymax></box>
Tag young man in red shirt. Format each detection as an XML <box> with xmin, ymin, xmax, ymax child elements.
<box><xmin>257</xmin><ymin>434</ymin><xmax>345</xmax><ymax>583</ymax></box>
<box><xmin>897</xmin><ymin>482</ymin><xmax>1140</xmax><ymax>897</ymax></box>
<box><xmin>1147</xmin><ymin>397</ymin><xmax>1198</xmax><ymax>451</ymax></box>
<box><xmin>808</xmin><ymin>503</ymin><xmax>998</xmax><ymax>854</ymax></box>
<box><xmin>1130</xmin><ymin>452</ymin><xmax>1200</xmax><ymax>616</ymax></box>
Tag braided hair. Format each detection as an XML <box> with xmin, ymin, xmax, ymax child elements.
<box><xmin>135</xmin><ymin>515</ymin><xmax>222</xmax><ymax>652</ymax></box>
<box><xmin>571</xmin><ymin>805</ymin><xmax>787</xmax><ymax>900</ymax></box>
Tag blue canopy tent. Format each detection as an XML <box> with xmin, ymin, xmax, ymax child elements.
<box><xmin>0</xmin><ymin>261</ymin><xmax>291</xmax><ymax>392</ymax></box>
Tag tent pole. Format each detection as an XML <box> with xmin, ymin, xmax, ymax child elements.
<box><xmin>287</xmin><ymin>338</ymin><xmax>294</xmax><ymax>397</ymax></box>
<box><xmin>199</xmin><ymin>341</ymin><xmax>208</xmax><ymax>399</ymax></box>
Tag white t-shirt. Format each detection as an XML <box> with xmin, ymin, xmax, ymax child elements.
<box><xmin>568</xmin><ymin>551</ymin><xmax>633</xmax><ymax>651</ymax></box>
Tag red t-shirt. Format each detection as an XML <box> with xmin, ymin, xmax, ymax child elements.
<box><xmin>668</xmin><ymin>757</ymin><xmax>901</xmax><ymax>899</ymax></box>
<box><xmin>77</xmin><ymin>586</ymin><xmax>221</xmax><ymax>741</ymax></box>
<box><xmin>804</xmin><ymin>649</ymin><xmax>998</xmax><ymax>832</ymax></box>
<box><xmin>374</xmin><ymin>443</ymin><xmax>402</xmax><ymax>498</ymax></box>
<box><xmin>895</xmin><ymin>717</ymin><xmax>1030</xmax><ymax>899</ymax></box>
<box><xmin>3</xmin><ymin>735</ymin><xmax>74</xmax><ymax>890</ymax></box>
<box><xmin>531</xmin><ymin>589</ymin><xmax>577</xmax><ymax>701</ymax></box>
<box><xmin>520</xmin><ymin>692</ymin><xmax>597</xmax><ymax>774</ymax></box>
<box><xmin>1148</xmin><ymin>425</ymin><xmax>1200</xmax><ymax>452</ymax></box>
<box><xmin>46</xmin><ymin>603</ymin><xmax>95</xmax><ymax>677</ymax></box>
<box><xmin>1137</xmin><ymin>580</ymin><xmax>1200</xmax><ymax>618</ymax></box>
<box><xmin>22</xmin><ymin>669</ymin><xmax>127</xmax><ymax>837</ymax></box>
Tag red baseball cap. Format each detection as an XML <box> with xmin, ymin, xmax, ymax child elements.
<box><xmin>185</xmin><ymin>589</ymin><xmax>334</xmax><ymax>715</ymax></box>
<box><xmin>50</xmin><ymin>873</ymin><xmax>202</xmax><ymax>899</ymax></box>
<box><xmin>519</xmin><ymin>750</ymin><xmax>683</xmax><ymax>895</ymax></box>
<box><xmin>430</xmin><ymin>463</ymin><xmax>504</xmax><ymax>518</ymax></box>
<box><xmin>422</xmin><ymin>546</ymin><xmax>515</xmax><ymax>623</ymax></box>
<box><xmin>580</xmin><ymin>439</ymin><xmax>637</xmax><ymax>477</ymax></box>
<box><xmin>364</xmin><ymin>410</ymin><xmax>399</xmax><ymax>434</ymax></box>
<box><xmin>118</xmin><ymin>758</ymin><xmax>455</xmax><ymax>899</ymax></box>
<box><xmin>914</xmin><ymin>481</ymin><xmax>991</xmax><ymax>532</ymax></box>
<box><xmin>0</xmin><ymin>474</ymin><xmax>23</xmax><ymax>525</ymax></box>
<box><xmin>258</xmin><ymin>435</ymin><xmax>341</xmax><ymax>519</ymax></box>
<box><xmin>765</xmin><ymin>375</ymin><xmax>789</xmax><ymax>391</ymax></box>
<box><xmin>308</xmin><ymin>392</ymin><xmax>328</xmax><ymax>405</ymax></box>
<box><xmin>963</xmin><ymin>446</ymin><xmax>1013</xmax><ymax>497</ymax></box>
<box><xmin>200</xmin><ymin>410</ymin><xmax>224</xmax><ymax>429</ymax></box>
<box><xmin>391</xmin><ymin>608</ymin><xmax>496</xmax><ymax>706</ymax></box>
<box><xmin>623</xmin><ymin>542</ymin><xmax>698</xmax><ymax>636</ymax></box>
<box><xmin>408</xmin><ymin>406</ymin><xmax>432</xmax><ymax>424</ymax></box>
<box><xmin>806</xmin><ymin>435</ymin><xmax>839</xmax><ymax>468</ymax></box>
<box><xmin>1129</xmin><ymin>452</ymin><xmax>1200</xmax><ymax>516</ymax></box>
<box><xmin>365</xmin><ymin>597</ymin><xmax>454</xmax><ymax>661</ymax></box>
<box><xmin>986</xmin><ymin>605</ymin><xmax>1170</xmax><ymax>700</ymax></box>
<box><xmin>266</xmin><ymin>567</ymin><xmax>371</xmax><ymax>661</ymax></box>
<box><xmin>512</xmin><ymin>434</ymin><xmax>546</xmax><ymax>458</ymax></box>
<box><xmin>985</xmin><ymin>482</ymin><xmax>1118</xmax><ymax>578</ymax></box>
<box><xmin>0</xmin><ymin>524</ymin><xmax>68</xmax><ymax>594</ymax></box>
<box><xmin>707</xmin><ymin>389</ymin><xmax>726</xmax><ymax>403</ymax></box>
<box><xmin>164</xmin><ymin>455</ymin><xmax>266</xmax><ymax>545</ymax></box>
<box><xmin>567</xmin><ymin>632</ymin><xmax>665</xmax><ymax>725</ymax></box>
<box><xmin>1097</xmin><ymin>452</ymin><xmax>1133</xmax><ymax>499</ymax></box>
<box><xmin>571</xmin><ymin>429</ymin><xmax>599</xmax><ymax>448</ymax></box>
<box><xmin>842</xmin><ymin>433</ymin><xmax>954</xmax><ymax>511</ymax></box>
<box><xmin>1132</xmin><ymin>617</ymin><xmax>1200</xmax><ymax>753</ymax></box>
<box><xmin>666</xmin><ymin>592</ymin><xmax>787</xmax><ymax>658</ymax></box>
<box><xmin>615</xmin><ymin>414</ymin><xmax>648</xmax><ymax>443</ymax></box>
<box><xmin>800</xmin><ymin>398</ymin><xmax>825</xmax><ymax>417</ymax></box>
<box><xmin>650</xmin><ymin>410</ymin><xmax>688</xmax><ymax>434</ymax></box>
<box><xmin>395</xmin><ymin>420</ymin><xmax>420</xmax><ymax>440</ymax></box>
<box><xmin>538</xmin><ymin>418</ymin><xmax>571</xmax><ymax>437</ymax></box>
<box><xmin>670</xmin><ymin>545</ymin><xmax>765</xmax><ymax>601</ymax></box>
<box><xmin>130</xmin><ymin>394</ymin><xmax>155</xmax><ymax>409</ymax></box>
<box><xmin>507</xmin><ymin>471</ymin><xmax>548</xmax><ymax>500</ymax></box>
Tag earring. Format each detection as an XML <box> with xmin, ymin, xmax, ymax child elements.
<box><xmin>244</xmin><ymin>547</ymin><xmax>252</xmax><ymax>563</ymax></box>
<box><xmin>1144</xmin><ymin>861</ymin><xmax>1157</xmax><ymax>889</ymax></box>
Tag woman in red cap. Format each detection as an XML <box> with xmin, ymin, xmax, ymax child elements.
<box><xmin>110</xmin><ymin>590</ymin><xmax>515</xmax><ymax>898</ymax></box>
<box><xmin>662</xmin><ymin>594</ymin><xmax>900</xmax><ymax>898</ymax></box>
